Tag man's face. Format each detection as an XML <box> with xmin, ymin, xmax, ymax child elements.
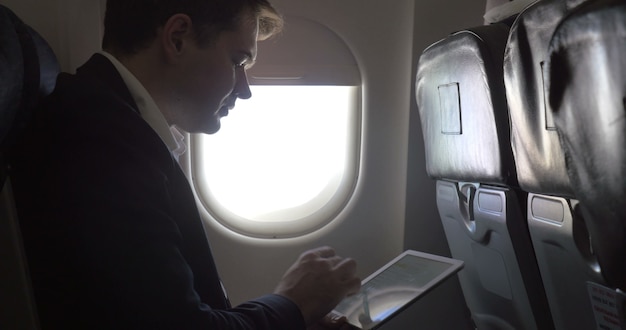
<box><xmin>169</xmin><ymin>12</ymin><xmax>258</xmax><ymax>134</ymax></box>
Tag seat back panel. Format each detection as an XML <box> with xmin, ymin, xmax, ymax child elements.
<box><xmin>417</xmin><ymin>24</ymin><xmax>514</xmax><ymax>185</ymax></box>
<box><xmin>527</xmin><ymin>195</ymin><xmax>603</xmax><ymax>330</ymax></box>
<box><xmin>437</xmin><ymin>180</ymin><xmax>539</xmax><ymax>330</ymax></box>
<box><xmin>548</xmin><ymin>0</ymin><xmax>626</xmax><ymax>292</ymax></box>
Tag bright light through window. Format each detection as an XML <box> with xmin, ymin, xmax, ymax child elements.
<box><xmin>192</xmin><ymin>85</ymin><xmax>360</xmax><ymax>237</ymax></box>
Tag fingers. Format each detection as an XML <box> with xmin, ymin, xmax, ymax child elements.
<box><xmin>333</xmin><ymin>258</ymin><xmax>361</xmax><ymax>295</ymax></box>
<box><xmin>320</xmin><ymin>312</ymin><xmax>349</xmax><ymax>328</ymax></box>
<box><xmin>317</xmin><ymin>250</ymin><xmax>362</xmax><ymax>304</ymax></box>
<box><xmin>334</xmin><ymin>257</ymin><xmax>357</xmax><ymax>275</ymax></box>
<box><xmin>307</xmin><ymin>247</ymin><xmax>357</xmax><ymax>281</ymax></box>
<box><xmin>307</xmin><ymin>248</ymin><xmax>360</xmax><ymax>291</ymax></box>
<box><xmin>275</xmin><ymin>246</ymin><xmax>361</xmax><ymax>326</ymax></box>
<box><xmin>305</xmin><ymin>247</ymin><xmax>353</xmax><ymax>272</ymax></box>
<box><xmin>344</xmin><ymin>276</ymin><xmax>362</xmax><ymax>296</ymax></box>
<box><xmin>308</xmin><ymin>312</ymin><xmax>357</xmax><ymax>330</ymax></box>
<box><xmin>308</xmin><ymin>246</ymin><xmax>336</xmax><ymax>259</ymax></box>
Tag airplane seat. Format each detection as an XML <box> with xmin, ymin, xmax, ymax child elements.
<box><xmin>502</xmin><ymin>0</ymin><xmax>604</xmax><ymax>329</ymax></box>
<box><xmin>547</xmin><ymin>0</ymin><xmax>626</xmax><ymax>324</ymax></box>
<box><xmin>416</xmin><ymin>22</ymin><xmax>553</xmax><ymax>329</ymax></box>
<box><xmin>0</xmin><ymin>4</ymin><xmax>60</xmax><ymax>330</ymax></box>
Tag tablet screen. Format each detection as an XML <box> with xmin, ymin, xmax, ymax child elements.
<box><xmin>332</xmin><ymin>250</ymin><xmax>463</xmax><ymax>329</ymax></box>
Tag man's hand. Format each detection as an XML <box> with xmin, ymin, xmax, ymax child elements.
<box><xmin>307</xmin><ymin>312</ymin><xmax>358</xmax><ymax>330</ymax></box>
<box><xmin>274</xmin><ymin>246</ymin><xmax>361</xmax><ymax>326</ymax></box>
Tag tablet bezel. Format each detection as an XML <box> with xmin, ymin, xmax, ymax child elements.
<box><xmin>331</xmin><ymin>249</ymin><xmax>464</xmax><ymax>330</ymax></box>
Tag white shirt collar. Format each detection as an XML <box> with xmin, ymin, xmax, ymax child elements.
<box><xmin>98</xmin><ymin>51</ymin><xmax>186</xmax><ymax>160</ymax></box>
<box><xmin>169</xmin><ymin>125</ymin><xmax>188</xmax><ymax>161</ymax></box>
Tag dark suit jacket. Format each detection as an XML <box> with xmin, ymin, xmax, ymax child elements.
<box><xmin>10</xmin><ymin>54</ymin><xmax>305</xmax><ymax>329</ymax></box>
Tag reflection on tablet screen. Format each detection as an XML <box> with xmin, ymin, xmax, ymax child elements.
<box><xmin>333</xmin><ymin>254</ymin><xmax>455</xmax><ymax>329</ymax></box>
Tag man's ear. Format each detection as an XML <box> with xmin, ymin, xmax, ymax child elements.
<box><xmin>160</xmin><ymin>13</ymin><xmax>194</xmax><ymax>63</ymax></box>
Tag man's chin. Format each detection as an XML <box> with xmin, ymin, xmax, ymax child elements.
<box><xmin>180</xmin><ymin>118</ymin><xmax>221</xmax><ymax>135</ymax></box>
<box><xmin>203</xmin><ymin>118</ymin><xmax>222</xmax><ymax>135</ymax></box>
<box><xmin>205</xmin><ymin>124</ymin><xmax>221</xmax><ymax>134</ymax></box>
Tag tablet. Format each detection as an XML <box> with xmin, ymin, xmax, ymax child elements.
<box><xmin>331</xmin><ymin>250</ymin><xmax>464</xmax><ymax>330</ymax></box>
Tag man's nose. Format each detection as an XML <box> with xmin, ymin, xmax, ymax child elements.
<box><xmin>234</xmin><ymin>69</ymin><xmax>252</xmax><ymax>100</ymax></box>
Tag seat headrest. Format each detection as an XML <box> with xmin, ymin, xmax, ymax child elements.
<box><xmin>0</xmin><ymin>5</ymin><xmax>59</xmax><ymax>184</ymax></box>
<box><xmin>504</xmin><ymin>0</ymin><xmax>574</xmax><ymax>197</ymax></box>
<box><xmin>0</xmin><ymin>5</ymin><xmax>59</xmax><ymax>145</ymax></box>
<box><xmin>416</xmin><ymin>24</ymin><xmax>516</xmax><ymax>186</ymax></box>
<box><xmin>0</xmin><ymin>6</ymin><xmax>24</xmax><ymax>147</ymax></box>
<box><xmin>548</xmin><ymin>0</ymin><xmax>626</xmax><ymax>290</ymax></box>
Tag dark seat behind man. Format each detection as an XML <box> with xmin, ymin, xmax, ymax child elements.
<box><xmin>0</xmin><ymin>4</ymin><xmax>60</xmax><ymax>330</ymax></box>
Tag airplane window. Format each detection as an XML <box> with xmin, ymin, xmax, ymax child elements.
<box><xmin>190</xmin><ymin>14</ymin><xmax>361</xmax><ymax>238</ymax></box>
<box><xmin>191</xmin><ymin>85</ymin><xmax>360</xmax><ymax>238</ymax></box>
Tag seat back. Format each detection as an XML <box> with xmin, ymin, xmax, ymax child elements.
<box><xmin>416</xmin><ymin>23</ymin><xmax>553</xmax><ymax>329</ymax></box>
<box><xmin>548</xmin><ymin>0</ymin><xmax>626</xmax><ymax>295</ymax></box>
<box><xmin>0</xmin><ymin>5</ymin><xmax>60</xmax><ymax>329</ymax></box>
<box><xmin>503</xmin><ymin>0</ymin><xmax>603</xmax><ymax>329</ymax></box>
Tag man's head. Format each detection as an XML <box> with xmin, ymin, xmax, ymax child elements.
<box><xmin>103</xmin><ymin>0</ymin><xmax>282</xmax><ymax>56</ymax></box>
<box><xmin>102</xmin><ymin>0</ymin><xmax>282</xmax><ymax>134</ymax></box>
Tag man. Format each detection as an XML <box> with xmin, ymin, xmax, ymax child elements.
<box><xmin>10</xmin><ymin>0</ymin><xmax>360</xmax><ymax>329</ymax></box>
